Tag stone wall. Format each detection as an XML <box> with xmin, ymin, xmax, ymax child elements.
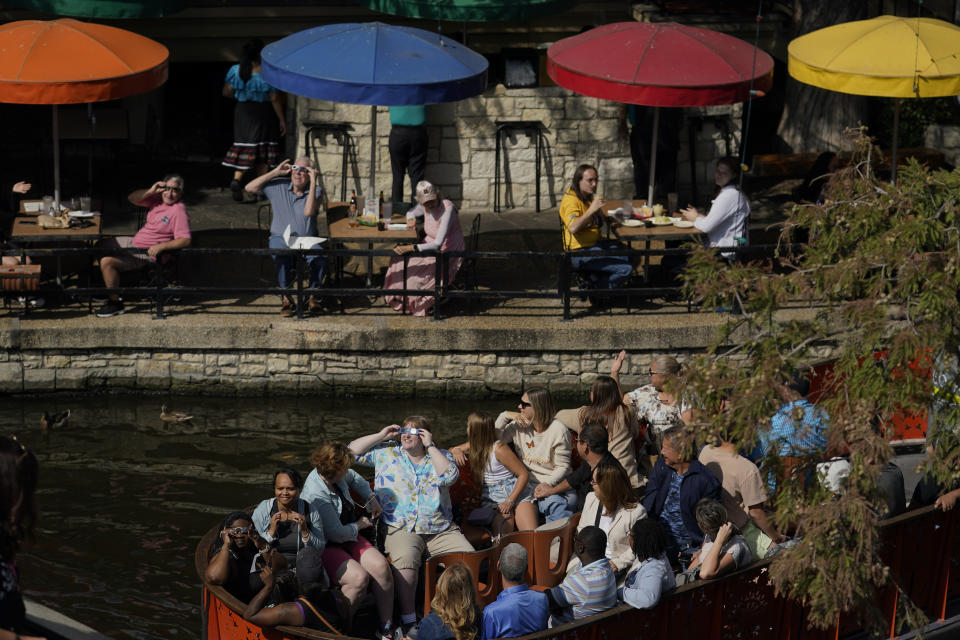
<box><xmin>0</xmin><ymin>347</ymin><xmax>708</xmax><ymax>398</ymax></box>
<box><xmin>295</xmin><ymin>87</ymin><xmax>742</xmax><ymax>212</ymax></box>
<box><xmin>925</xmin><ymin>125</ymin><xmax>960</xmax><ymax>169</ymax></box>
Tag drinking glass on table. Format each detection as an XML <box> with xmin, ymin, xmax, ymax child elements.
<box><xmin>41</xmin><ymin>195</ymin><xmax>54</xmax><ymax>215</ymax></box>
<box><xmin>347</xmin><ymin>206</ymin><xmax>358</xmax><ymax>228</ymax></box>
<box><xmin>80</xmin><ymin>196</ymin><xmax>92</xmax><ymax>213</ymax></box>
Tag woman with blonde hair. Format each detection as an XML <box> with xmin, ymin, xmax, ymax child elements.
<box><xmin>569</xmin><ymin>457</ymin><xmax>646</xmax><ymax>579</ymax></box>
<box><xmin>465</xmin><ymin>412</ymin><xmax>538</xmax><ymax>535</ymax></box>
<box><xmin>418</xmin><ymin>564</ymin><xmax>481</xmax><ymax>640</ymax></box>
<box><xmin>611</xmin><ymin>350</ymin><xmax>690</xmax><ymax>458</ymax></box>
<box><xmin>301</xmin><ymin>442</ymin><xmax>394</xmax><ymax>639</ymax></box>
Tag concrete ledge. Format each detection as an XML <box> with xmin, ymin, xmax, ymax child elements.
<box><xmin>1</xmin><ymin>313</ymin><xmax>732</xmax><ymax>353</ymax></box>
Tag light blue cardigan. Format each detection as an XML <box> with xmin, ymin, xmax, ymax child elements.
<box><xmin>251</xmin><ymin>496</ymin><xmax>326</xmax><ymax>555</ymax></box>
<box><xmin>301</xmin><ymin>468</ymin><xmax>374</xmax><ymax>544</ymax></box>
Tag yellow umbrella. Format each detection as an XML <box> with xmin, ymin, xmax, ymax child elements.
<box><xmin>788</xmin><ymin>15</ymin><xmax>960</xmax><ymax>181</ymax></box>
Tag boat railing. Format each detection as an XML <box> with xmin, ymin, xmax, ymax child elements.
<box><xmin>196</xmin><ymin>502</ymin><xmax>959</xmax><ymax>640</ymax></box>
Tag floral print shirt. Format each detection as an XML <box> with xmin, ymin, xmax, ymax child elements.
<box><xmin>355</xmin><ymin>441</ymin><xmax>459</xmax><ymax>534</ymax></box>
<box><xmin>626</xmin><ymin>385</ymin><xmax>683</xmax><ymax>433</ymax></box>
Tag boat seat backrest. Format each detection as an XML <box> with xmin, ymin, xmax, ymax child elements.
<box><xmin>423</xmin><ymin>545</ymin><xmax>502</xmax><ymax>618</ymax></box>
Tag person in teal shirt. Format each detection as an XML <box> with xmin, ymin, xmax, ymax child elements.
<box><xmin>388</xmin><ymin>105</ymin><xmax>428</xmax><ymax>208</ymax></box>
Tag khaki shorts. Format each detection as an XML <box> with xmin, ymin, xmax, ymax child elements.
<box><xmin>101</xmin><ymin>236</ymin><xmax>153</xmax><ymax>271</ymax></box>
<box><xmin>383</xmin><ymin>525</ymin><xmax>474</xmax><ymax>571</ymax></box>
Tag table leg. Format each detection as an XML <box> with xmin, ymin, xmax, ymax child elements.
<box><xmin>643</xmin><ymin>239</ymin><xmax>651</xmax><ymax>283</ymax></box>
<box><xmin>366</xmin><ymin>241</ymin><xmax>374</xmax><ymax>288</ymax></box>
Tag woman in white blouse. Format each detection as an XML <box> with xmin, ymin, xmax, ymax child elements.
<box><xmin>680</xmin><ymin>156</ymin><xmax>750</xmax><ymax>260</ymax></box>
<box><xmin>568</xmin><ymin>457</ymin><xmax>646</xmax><ymax>579</ymax></box>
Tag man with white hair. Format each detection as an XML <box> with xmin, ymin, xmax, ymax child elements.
<box><xmin>481</xmin><ymin>543</ymin><xmax>549</xmax><ymax>639</ymax></box>
<box><xmin>96</xmin><ymin>174</ymin><xmax>191</xmax><ymax>318</ymax></box>
<box><xmin>246</xmin><ymin>157</ymin><xmax>326</xmax><ymax>317</ymax></box>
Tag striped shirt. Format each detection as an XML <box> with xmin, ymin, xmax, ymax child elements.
<box><xmin>549</xmin><ymin>558</ymin><xmax>616</xmax><ymax>624</ymax></box>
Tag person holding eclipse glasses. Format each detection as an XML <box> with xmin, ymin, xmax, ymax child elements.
<box><xmin>349</xmin><ymin>416</ymin><xmax>474</xmax><ymax>639</ymax></box>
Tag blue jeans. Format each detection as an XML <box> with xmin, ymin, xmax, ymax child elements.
<box><xmin>536</xmin><ymin>490</ymin><xmax>577</xmax><ymax>523</ymax></box>
<box><xmin>269</xmin><ymin>235</ymin><xmax>326</xmax><ymax>291</ymax></box>
<box><xmin>570</xmin><ymin>242</ymin><xmax>633</xmax><ymax>289</ymax></box>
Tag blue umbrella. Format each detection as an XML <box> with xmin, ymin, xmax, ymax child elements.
<box><xmin>262</xmin><ymin>22</ymin><xmax>488</xmax><ymax>195</ymax></box>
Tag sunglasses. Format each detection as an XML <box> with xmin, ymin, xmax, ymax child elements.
<box><xmin>159</xmin><ymin>185</ymin><xmax>182</xmax><ymax>193</ymax></box>
<box><xmin>290</xmin><ymin>165</ymin><xmax>310</xmax><ymax>173</ymax></box>
<box><xmin>518</xmin><ymin>400</ymin><xmax>532</xmax><ymax>408</ymax></box>
<box><xmin>227</xmin><ymin>526</ymin><xmax>250</xmax><ymax>536</ymax></box>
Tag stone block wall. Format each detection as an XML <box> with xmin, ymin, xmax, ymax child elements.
<box><xmin>0</xmin><ymin>347</ymin><xmax>703</xmax><ymax>398</ymax></box>
<box><xmin>295</xmin><ymin>87</ymin><xmax>742</xmax><ymax>212</ymax></box>
<box><xmin>925</xmin><ymin>125</ymin><xmax>960</xmax><ymax>169</ymax></box>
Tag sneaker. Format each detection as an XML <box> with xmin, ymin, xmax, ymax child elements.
<box><xmin>96</xmin><ymin>299</ymin><xmax>125</xmax><ymax>317</ymax></box>
<box><xmin>281</xmin><ymin>298</ymin><xmax>296</xmax><ymax>317</ymax></box>
<box><xmin>308</xmin><ymin>295</ymin><xmax>322</xmax><ymax>316</ymax></box>
<box><xmin>17</xmin><ymin>296</ymin><xmax>45</xmax><ymax>308</ymax></box>
<box><xmin>230</xmin><ymin>179</ymin><xmax>243</xmax><ymax>202</ymax></box>
<box><xmin>376</xmin><ymin>624</ymin><xmax>397</xmax><ymax>640</ymax></box>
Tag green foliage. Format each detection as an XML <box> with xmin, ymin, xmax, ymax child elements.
<box><xmin>680</xmin><ymin>127</ymin><xmax>960</xmax><ymax>632</ymax></box>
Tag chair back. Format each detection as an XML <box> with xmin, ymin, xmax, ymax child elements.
<box><xmin>531</xmin><ymin>512</ymin><xmax>581</xmax><ymax>588</ymax></box>
<box><xmin>497</xmin><ymin>529</ymin><xmax>536</xmax><ymax>586</ymax></box>
<box><xmin>423</xmin><ymin>546</ymin><xmax>501</xmax><ymax>617</ymax></box>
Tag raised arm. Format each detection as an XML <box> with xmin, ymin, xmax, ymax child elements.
<box><xmin>349</xmin><ymin>424</ymin><xmax>399</xmax><ymax>457</ymax></box>
<box><xmin>245</xmin><ymin>159</ymin><xmax>291</xmax><ymax>195</ymax></box>
<box><xmin>128</xmin><ymin>181</ymin><xmax>164</xmax><ymax>206</ymax></box>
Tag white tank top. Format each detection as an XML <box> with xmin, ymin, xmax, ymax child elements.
<box><xmin>483</xmin><ymin>444</ymin><xmax>515</xmax><ymax>483</ymax></box>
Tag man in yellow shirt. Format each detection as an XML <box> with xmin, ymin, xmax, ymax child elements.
<box><xmin>559</xmin><ymin>165</ymin><xmax>632</xmax><ymax>296</ymax></box>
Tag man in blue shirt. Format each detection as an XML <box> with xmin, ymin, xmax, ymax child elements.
<box><xmin>481</xmin><ymin>543</ymin><xmax>548</xmax><ymax>639</ymax></box>
<box><xmin>245</xmin><ymin>157</ymin><xmax>326</xmax><ymax>317</ymax></box>
<box><xmin>751</xmin><ymin>377</ymin><xmax>829</xmax><ymax>492</ymax></box>
<box><xmin>642</xmin><ymin>427</ymin><xmax>721</xmax><ymax>565</ymax></box>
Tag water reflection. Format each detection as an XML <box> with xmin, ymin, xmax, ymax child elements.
<box><xmin>4</xmin><ymin>394</ymin><xmax>505</xmax><ymax>639</ymax></box>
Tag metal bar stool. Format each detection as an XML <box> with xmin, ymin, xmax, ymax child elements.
<box><xmin>494</xmin><ymin>120</ymin><xmax>545</xmax><ymax>213</ymax></box>
<box><xmin>302</xmin><ymin>121</ymin><xmax>353</xmax><ymax>202</ymax></box>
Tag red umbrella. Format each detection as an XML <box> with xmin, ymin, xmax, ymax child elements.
<box><xmin>547</xmin><ymin>22</ymin><xmax>774</xmax><ymax>204</ymax></box>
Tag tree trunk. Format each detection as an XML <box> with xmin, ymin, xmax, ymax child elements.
<box><xmin>776</xmin><ymin>0</ymin><xmax>871</xmax><ymax>152</ymax></box>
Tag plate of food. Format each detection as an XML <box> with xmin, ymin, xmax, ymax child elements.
<box><xmin>673</xmin><ymin>220</ymin><xmax>694</xmax><ymax>228</ymax></box>
<box><xmin>620</xmin><ymin>219</ymin><xmax>644</xmax><ymax>227</ymax></box>
<box><xmin>650</xmin><ymin>216</ymin><xmax>673</xmax><ymax>226</ymax></box>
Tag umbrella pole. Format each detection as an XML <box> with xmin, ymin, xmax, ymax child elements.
<box><xmin>647</xmin><ymin>107</ymin><xmax>660</xmax><ymax>205</ymax></box>
<box><xmin>891</xmin><ymin>99</ymin><xmax>900</xmax><ymax>184</ymax></box>
<box><xmin>370</xmin><ymin>104</ymin><xmax>377</xmax><ymax>196</ymax></box>
<box><xmin>52</xmin><ymin>105</ymin><xmax>61</xmax><ymax>212</ymax></box>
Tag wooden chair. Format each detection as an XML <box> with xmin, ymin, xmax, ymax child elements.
<box><xmin>423</xmin><ymin>545</ymin><xmax>502</xmax><ymax>617</ymax></box>
<box><xmin>531</xmin><ymin>512</ymin><xmax>581</xmax><ymax>589</ymax></box>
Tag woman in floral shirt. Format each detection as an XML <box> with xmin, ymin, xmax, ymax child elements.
<box><xmin>611</xmin><ymin>351</ymin><xmax>687</xmax><ymax>459</ymax></box>
<box><xmin>350</xmin><ymin>417</ymin><xmax>473</xmax><ymax>639</ymax></box>
<box><xmin>1</xmin><ymin>436</ymin><xmax>42</xmax><ymax>640</ymax></box>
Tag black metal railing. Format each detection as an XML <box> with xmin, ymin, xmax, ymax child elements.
<box><xmin>3</xmin><ymin>243</ymin><xmax>792</xmax><ymax>320</ymax></box>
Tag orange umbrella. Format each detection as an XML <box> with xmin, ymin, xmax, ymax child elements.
<box><xmin>0</xmin><ymin>19</ymin><xmax>168</xmax><ymax>207</ymax></box>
